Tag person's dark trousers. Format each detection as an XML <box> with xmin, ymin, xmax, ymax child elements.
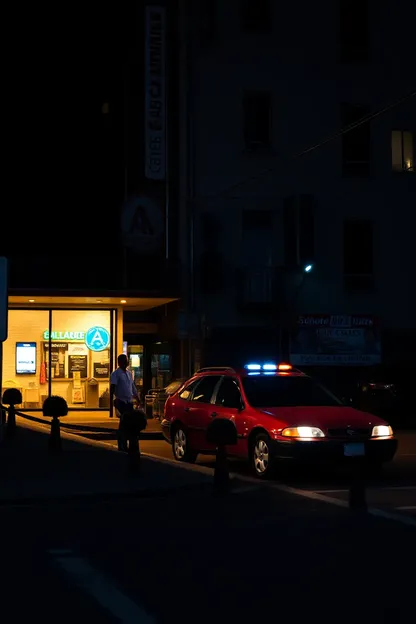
<box><xmin>114</xmin><ymin>400</ymin><xmax>134</xmax><ymax>451</ymax></box>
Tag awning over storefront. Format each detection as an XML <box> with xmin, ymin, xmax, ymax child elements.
<box><xmin>8</xmin><ymin>291</ymin><xmax>178</xmax><ymax>311</ymax></box>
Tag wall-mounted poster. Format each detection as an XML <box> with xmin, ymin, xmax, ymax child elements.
<box><xmin>68</xmin><ymin>355</ymin><xmax>88</xmax><ymax>379</ymax></box>
<box><xmin>93</xmin><ymin>362</ymin><xmax>110</xmax><ymax>379</ymax></box>
<box><xmin>16</xmin><ymin>342</ymin><xmax>37</xmax><ymax>374</ymax></box>
<box><xmin>290</xmin><ymin>315</ymin><xmax>381</xmax><ymax>366</ymax></box>
<box><xmin>43</xmin><ymin>342</ymin><xmax>68</xmax><ymax>379</ymax></box>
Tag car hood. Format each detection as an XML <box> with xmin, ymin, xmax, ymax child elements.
<box><xmin>258</xmin><ymin>406</ymin><xmax>388</xmax><ymax>430</ymax></box>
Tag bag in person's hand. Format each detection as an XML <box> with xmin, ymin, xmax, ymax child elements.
<box><xmin>123</xmin><ymin>408</ymin><xmax>147</xmax><ymax>436</ymax></box>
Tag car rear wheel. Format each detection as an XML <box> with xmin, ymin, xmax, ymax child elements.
<box><xmin>251</xmin><ymin>433</ymin><xmax>275</xmax><ymax>479</ymax></box>
<box><xmin>172</xmin><ymin>426</ymin><xmax>198</xmax><ymax>463</ymax></box>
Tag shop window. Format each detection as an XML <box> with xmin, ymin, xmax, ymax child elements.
<box><xmin>151</xmin><ymin>350</ymin><xmax>172</xmax><ymax>389</ymax></box>
<box><xmin>127</xmin><ymin>345</ymin><xmax>144</xmax><ymax>398</ymax></box>
<box><xmin>2</xmin><ymin>310</ymin><xmax>49</xmax><ymax>409</ymax></box>
<box><xmin>49</xmin><ymin>310</ymin><xmax>112</xmax><ymax>409</ymax></box>
<box><xmin>2</xmin><ymin>308</ymin><xmax>115</xmax><ymax>411</ymax></box>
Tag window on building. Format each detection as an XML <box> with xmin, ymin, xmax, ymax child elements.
<box><xmin>243</xmin><ymin>91</ymin><xmax>272</xmax><ymax>148</ymax></box>
<box><xmin>241</xmin><ymin>0</ymin><xmax>271</xmax><ymax>34</ymax></box>
<box><xmin>341</xmin><ymin>103</ymin><xmax>371</xmax><ymax>176</ymax></box>
<box><xmin>391</xmin><ymin>130</ymin><xmax>414</xmax><ymax>172</ymax></box>
<box><xmin>339</xmin><ymin>0</ymin><xmax>370</xmax><ymax>63</ymax></box>
<box><xmin>284</xmin><ymin>196</ymin><xmax>315</xmax><ymax>267</ymax></box>
<box><xmin>242</xmin><ymin>210</ymin><xmax>274</xmax><ymax>266</ymax></box>
<box><xmin>343</xmin><ymin>220</ymin><xmax>373</xmax><ymax>290</ymax></box>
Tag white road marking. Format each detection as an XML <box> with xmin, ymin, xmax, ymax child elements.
<box><xmin>396</xmin><ymin>506</ymin><xmax>416</xmax><ymax>511</ymax></box>
<box><xmin>226</xmin><ymin>471</ymin><xmax>416</xmax><ymax>528</ymax></box>
<box><xmin>51</xmin><ymin>550</ymin><xmax>154</xmax><ymax>623</ymax></box>
<box><xmin>314</xmin><ymin>489</ymin><xmax>348</xmax><ymax>493</ymax></box>
<box><xmin>366</xmin><ymin>507</ymin><xmax>416</xmax><ymax>527</ymax></box>
<box><xmin>315</xmin><ymin>485</ymin><xmax>416</xmax><ymax>493</ymax></box>
<box><xmin>379</xmin><ymin>485</ymin><xmax>416</xmax><ymax>490</ymax></box>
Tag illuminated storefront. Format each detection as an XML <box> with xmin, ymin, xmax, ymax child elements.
<box><xmin>2</xmin><ymin>294</ymin><xmax>178</xmax><ymax>415</ymax></box>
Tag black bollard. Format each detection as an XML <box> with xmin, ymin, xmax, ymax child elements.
<box><xmin>127</xmin><ymin>435</ymin><xmax>141</xmax><ymax>473</ymax></box>
<box><xmin>49</xmin><ymin>415</ymin><xmax>62</xmax><ymax>452</ymax></box>
<box><xmin>43</xmin><ymin>396</ymin><xmax>68</xmax><ymax>452</ymax></box>
<box><xmin>206</xmin><ymin>419</ymin><xmax>237</xmax><ymax>497</ymax></box>
<box><xmin>2</xmin><ymin>389</ymin><xmax>23</xmax><ymax>438</ymax></box>
<box><xmin>349</xmin><ymin>458</ymin><xmax>367</xmax><ymax>511</ymax></box>
<box><xmin>213</xmin><ymin>444</ymin><xmax>230</xmax><ymax>496</ymax></box>
<box><xmin>124</xmin><ymin>409</ymin><xmax>146</xmax><ymax>473</ymax></box>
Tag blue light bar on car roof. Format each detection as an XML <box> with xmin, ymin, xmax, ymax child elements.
<box><xmin>245</xmin><ymin>363</ymin><xmax>278</xmax><ymax>371</ymax></box>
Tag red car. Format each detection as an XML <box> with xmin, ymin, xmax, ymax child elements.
<box><xmin>161</xmin><ymin>363</ymin><xmax>398</xmax><ymax>478</ymax></box>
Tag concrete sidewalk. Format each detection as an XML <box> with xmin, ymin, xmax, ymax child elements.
<box><xmin>0</xmin><ymin>422</ymin><xmax>212</xmax><ymax>505</ymax></box>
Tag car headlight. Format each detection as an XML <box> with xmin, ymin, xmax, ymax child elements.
<box><xmin>281</xmin><ymin>426</ymin><xmax>325</xmax><ymax>439</ymax></box>
<box><xmin>371</xmin><ymin>425</ymin><xmax>393</xmax><ymax>437</ymax></box>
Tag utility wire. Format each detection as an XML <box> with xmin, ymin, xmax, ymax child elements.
<box><xmin>203</xmin><ymin>90</ymin><xmax>416</xmax><ymax>201</ymax></box>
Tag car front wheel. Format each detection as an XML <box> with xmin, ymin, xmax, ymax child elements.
<box><xmin>172</xmin><ymin>426</ymin><xmax>198</xmax><ymax>463</ymax></box>
<box><xmin>251</xmin><ymin>433</ymin><xmax>275</xmax><ymax>479</ymax></box>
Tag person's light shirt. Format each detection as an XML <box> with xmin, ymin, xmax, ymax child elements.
<box><xmin>110</xmin><ymin>368</ymin><xmax>138</xmax><ymax>403</ymax></box>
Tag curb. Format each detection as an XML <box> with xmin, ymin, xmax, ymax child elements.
<box><xmin>15</xmin><ymin>412</ymin><xmax>163</xmax><ymax>439</ymax></box>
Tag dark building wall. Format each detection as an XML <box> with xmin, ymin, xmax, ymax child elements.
<box><xmin>3</xmin><ymin>1</ymin><xmax>181</xmax><ymax>295</ymax></box>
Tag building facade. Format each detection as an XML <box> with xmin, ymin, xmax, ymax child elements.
<box><xmin>1</xmin><ymin>1</ymin><xmax>186</xmax><ymax>415</ymax></box>
<box><xmin>178</xmin><ymin>0</ymin><xmax>416</xmax><ymax>372</ymax></box>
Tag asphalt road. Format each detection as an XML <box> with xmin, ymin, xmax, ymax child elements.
<box><xmin>2</xmin><ymin>481</ymin><xmax>416</xmax><ymax>623</ymax></box>
<box><xmin>99</xmin><ymin>432</ymin><xmax>416</xmax><ymax>523</ymax></box>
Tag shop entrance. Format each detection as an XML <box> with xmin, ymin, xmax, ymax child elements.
<box><xmin>123</xmin><ymin>337</ymin><xmax>173</xmax><ymax>400</ymax></box>
<box><xmin>2</xmin><ymin>308</ymin><xmax>116</xmax><ymax>416</ymax></box>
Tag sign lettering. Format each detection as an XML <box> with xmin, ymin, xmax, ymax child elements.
<box><xmin>145</xmin><ymin>5</ymin><xmax>166</xmax><ymax>180</ymax></box>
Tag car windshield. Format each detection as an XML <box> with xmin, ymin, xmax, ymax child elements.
<box><xmin>242</xmin><ymin>375</ymin><xmax>343</xmax><ymax>408</ymax></box>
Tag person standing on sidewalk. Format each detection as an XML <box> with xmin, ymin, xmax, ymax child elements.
<box><xmin>110</xmin><ymin>354</ymin><xmax>140</xmax><ymax>451</ymax></box>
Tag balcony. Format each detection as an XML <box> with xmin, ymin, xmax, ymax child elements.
<box><xmin>236</xmin><ymin>267</ymin><xmax>280</xmax><ymax>310</ymax></box>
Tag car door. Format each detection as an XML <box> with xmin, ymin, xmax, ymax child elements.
<box><xmin>212</xmin><ymin>376</ymin><xmax>248</xmax><ymax>457</ymax></box>
<box><xmin>186</xmin><ymin>375</ymin><xmax>222</xmax><ymax>450</ymax></box>
<box><xmin>171</xmin><ymin>378</ymin><xmax>202</xmax><ymax>444</ymax></box>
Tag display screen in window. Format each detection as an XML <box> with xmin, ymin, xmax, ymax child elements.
<box><xmin>16</xmin><ymin>342</ymin><xmax>37</xmax><ymax>374</ymax></box>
